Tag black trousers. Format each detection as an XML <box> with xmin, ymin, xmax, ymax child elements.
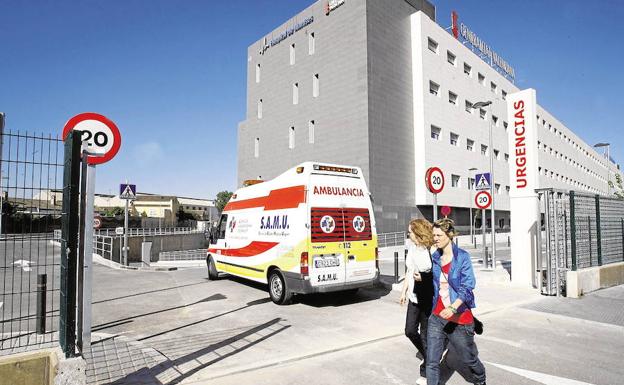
<box><xmin>405</xmin><ymin>271</ymin><xmax>433</xmax><ymax>376</ymax></box>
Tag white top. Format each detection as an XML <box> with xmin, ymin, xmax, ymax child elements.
<box><xmin>405</xmin><ymin>243</ymin><xmax>432</xmax><ymax>303</ymax></box>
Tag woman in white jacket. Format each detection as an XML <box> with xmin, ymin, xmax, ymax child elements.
<box><xmin>399</xmin><ymin>218</ymin><xmax>434</xmax><ymax>384</ymax></box>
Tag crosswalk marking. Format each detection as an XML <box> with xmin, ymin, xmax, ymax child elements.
<box><xmin>486</xmin><ymin>361</ymin><xmax>596</xmax><ymax>385</ymax></box>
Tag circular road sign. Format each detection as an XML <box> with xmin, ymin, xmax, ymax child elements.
<box><xmin>426</xmin><ymin>167</ymin><xmax>445</xmax><ymax>194</ymax></box>
<box><xmin>93</xmin><ymin>215</ymin><xmax>102</xmax><ymax>229</ymax></box>
<box><xmin>62</xmin><ymin>112</ymin><xmax>121</xmax><ymax>165</ymax></box>
<box><xmin>475</xmin><ymin>191</ymin><xmax>492</xmax><ymax>210</ymax></box>
<box><xmin>441</xmin><ymin>206</ymin><xmax>451</xmax><ymax>217</ymax></box>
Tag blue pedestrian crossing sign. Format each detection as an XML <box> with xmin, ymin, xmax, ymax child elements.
<box><xmin>119</xmin><ymin>183</ymin><xmax>136</xmax><ymax>200</ymax></box>
<box><xmin>475</xmin><ymin>173</ymin><xmax>491</xmax><ymax>191</ymax></box>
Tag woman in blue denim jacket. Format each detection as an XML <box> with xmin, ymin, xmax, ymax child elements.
<box><xmin>426</xmin><ymin>218</ymin><xmax>486</xmax><ymax>385</ymax></box>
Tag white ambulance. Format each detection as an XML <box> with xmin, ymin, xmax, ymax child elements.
<box><xmin>206</xmin><ymin>162</ymin><xmax>379</xmax><ymax>304</ymax></box>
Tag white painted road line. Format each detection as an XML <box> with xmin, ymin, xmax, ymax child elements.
<box><xmin>486</xmin><ymin>361</ymin><xmax>596</xmax><ymax>385</ymax></box>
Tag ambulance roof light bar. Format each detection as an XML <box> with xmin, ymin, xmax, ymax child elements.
<box><xmin>312</xmin><ymin>164</ymin><xmax>358</xmax><ymax>174</ymax></box>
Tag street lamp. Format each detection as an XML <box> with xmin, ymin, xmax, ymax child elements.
<box><xmin>468</xmin><ymin>167</ymin><xmax>478</xmax><ymax>244</ymax></box>
<box><xmin>594</xmin><ymin>142</ymin><xmax>611</xmax><ymax>195</ymax></box>
<box><xmin>472</xmin><ymin>100</ymin><xmax>495</xmax><ymax>269</ymax></box>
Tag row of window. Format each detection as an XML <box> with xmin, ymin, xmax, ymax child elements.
<box><xmin>537</xmin><ymin>140</ymin><xmax>607</xmax><ymax>184</ymax></box>
<box><xmin>256</xmin><ymin>74</ymin><xmax>320</xmax><ymax>119</ymax></box>
<box><xmin>427</xmin><ymin>37</ymin><xmax>508</xmax><ymax>100</ymax></box>
<box><xmin>430</xmin><ymin>125</ymin><xmax>509</xmax><ymax>161</ymax></box>
<box><xmin>449</xmin><ymin>174</ymin><xmax>509</xmax><ymax>195</ymax></box>
<box><xmin>537</xmin><ymin>115</ymin><xmax>609</xmax><ymax>171</ymax></box>
<box><xmin>538</xmin><ymin>166</ymin><xmax>603</xmax><ymax>194</ymax></box>
<box><xmin>253</xmin><ymin>120</ymin><xmax>316</xmax><ymax>158</ymax></box>
<box><xmin>429</xmin><ymin>80</ymin><xmax>508</xmax><ymax>130</ymax></box>
<box><xmin>255</xmin><ymin>32</ymin><xmax>316</xmax><ymax>83</ymax></box>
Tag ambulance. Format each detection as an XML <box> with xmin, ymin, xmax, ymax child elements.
<box><xmin>206</xmin><ymin>162</ymin><xmax>379</xmax><ymax>304</ymax></box>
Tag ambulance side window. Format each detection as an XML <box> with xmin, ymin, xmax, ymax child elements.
<box><xmin>217</xmin><ymin>214</ymin><xmax>228</xmax><ymax>239</ymax></box>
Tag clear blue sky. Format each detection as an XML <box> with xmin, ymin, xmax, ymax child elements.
<box><xmin>1</xmin><ymin>0</ymin><xmax>622</xmax><ymax>199</ymax></box>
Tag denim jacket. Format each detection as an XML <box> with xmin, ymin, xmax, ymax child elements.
<box><xmin>431</xmin><ymin>243</ymin><xmax>476</xmax><ymax>313</ymax></box>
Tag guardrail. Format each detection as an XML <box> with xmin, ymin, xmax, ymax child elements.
<box><xmin>378</xmin><ymin>231</ymin><xmax>406</xmax><ymax>248</ymax></box>
<box><xmin>95</xmin><ymin>227</ymin><xmax>201</xmax><ymax>237</ymax></box>
<box><xmin>159</xmin><ymin>249</ymin><xmax>206</xmax><ymax>262</ymax></box>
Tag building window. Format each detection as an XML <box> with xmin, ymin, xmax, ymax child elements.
<box><xmin>465</xmin><ymin>100</ymin><xmax>473</xmax><ymax>113</ymax></box>
<box><xmin>308</xmin><ymin>120</ymin><xmax>315</xmax><ymax>144</ymax></box>
<box><xmin>504</xmin><ymin>153</ymin><xmax>509</xmax><ymax>162</ymax></box>
<box><xmin>256</xmin><ymin>64</ymin><xmax>261</xmax><ymax>83</ymax></box>
<box><xmin>293</xmin><ymin>83</ymin><xmax>299</xmax><ymax>104</ymax></box>
<box><xmin>254</xmin><ymin>137</ymin><xmax>259</xmax><ymax>158</ymax></box>
<box><xmin>431</xmin><ymin>125</ymin><xmax>441</xmax><ymax>140</ymax></box>
<box><xmin>494</xmin><ymin>149</ymin><xmax>500</xmax><ymax>159</ymax></box>
<box><xmin>313</xmin><ymin>74</ymin><xmax>319</xmax><ymax>97</ymax></box>
<box><xmin>481</xmin><ymin>144</ymin><xmax>488</xmax><ymax>156</ymax></box>
<box><xmin>503</xmin><ymin>121</ymin><xmax>508</xmax><ymax>130</ymax></box>
<box><xmin>464</xmin><ymin>62</ymin><xmax>472</xmax><ymax>76</ymax></box>
<box><xmin>451</xmin><ymin>175</ymin><xmax>460</xmax><ymax>188</ymax></box>
<box><xmin>468</xmin><ymin>177</ymin><xmax>475</xmax><ymax>190</ymax></box>
<box><xmin>478</xmin><ymin>73</ymin><xmax>485</xmax><ymax>85</ymax></box>
<box><xmin>427</xmin><ymin>37</ymin><xmax>438</xmax><ymax>53</ymax></box>
<box><xmin>490</xmin><ymin>81</ymin><xmax>497</xmax><ymax>94</ymax></box>
<box><xmin>257</xmin><ymin>99</ymin><xmax>263</xmax><ymax>119</ymax></box>
<box><xmin>495</xmin><ymin>183</ymin><xmax>501</xmax><ymax>194</ymax></box>
<box><xmin>492</xmin><ymin>115</ymin><xmax>498</xmax><ymax>126</ymax></box>
<box><xmin>448</xmin><ymin>91</ymin><xmax>457</xmax><ymax>105</ymax></box>
<box><xmin>450</xmin><ymin>133</ymin><xmax>459</xmax><ymax>146</ymax></box>
<box><xmin>289</xmin><ymin>126</ymin><xmax>295</xmax><ymax>149</ymax></box>
<box><xmin>429</xmin><ymin>81</ymin><xmax>440</xmax><ymax>96</ymax></box>
<box><xmin>479</xmin><ymin>108</ymin><xmax>486</xmax><ymax>120</ymax></box>
<box><xmin>466</xmin><ymin>139</ymin><xmax>474</xmax><ymax>152</ymax></box>
<box><xmin>290</xmin><ymin>43</ymin><xmax>296</xmax><ymax>65</ymax></box>
<box><xmin>502</xmin><ymin>90</ymin><xmax>507</xmax><ymax>100</ymax></box>
<box><xmin>308</xmin><ymin>32</ymin><xmax>315</xmax><ymax>55</ymax></box>
<box><xmin>447</xmin><ymin>50</ymin><xmax>456</xmax><ymax>66</ymax></box>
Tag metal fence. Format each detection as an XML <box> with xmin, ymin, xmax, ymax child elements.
<box><xmin>159</xmin><ymin>249</ymin><xmax>206</xmax><ymax>261</ymax></box>
<box><xmin>95</xmin><ymin>226</ymin><xmax>200</xmax><ymax>237</ymax></box>
<box><xmin>93</xmin><ymin>235</ymin><xmax>115</xmax><ymax>262</ymax></box>
<box><xmin>377</xmin><ymin>231</ymin><xmax>406</xmax><ymax>248</ymax></box>
<box><xmin>538</xmin><ymin>188</ymin><xmax>624</xmax><ymax>296</ymax></box>
<box><xmin>0</xmin><ymin>131</ymin><xmax>64</xmax><ymax>353</ymax></box>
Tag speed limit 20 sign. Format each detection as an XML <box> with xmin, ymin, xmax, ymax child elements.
<box><xmin>62</xmin><ymin>112</ymin><xmax>121</xmax><ymax>165</ymax></box>
<box><xmin>425</xmin><ymin>167</ymin><xmax>445</xmax><ymax>194</ymax></box>
<box><xmin>475</xmin><ymin>190</ymin><xmax>492</xmax><ymax>209</ymax></box>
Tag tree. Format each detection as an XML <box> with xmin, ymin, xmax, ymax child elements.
<box><xmin>176</xmin><ymin>208</ymin><xmax>195</xmax><ymax>221</ymax></box>
<box><xmin>215</xmin><ymin>191</ymin><xmax>233</xmax><ymax>214</ymax></box>
<box><xmin>103</xmin><ymin>206</ymin><xmax>124</xmax><ymax>216</ymax></box>
<box><xmin>609</xmin><ymin>173</ymin><xmax>624</xmax><ymax>200</ymax></box>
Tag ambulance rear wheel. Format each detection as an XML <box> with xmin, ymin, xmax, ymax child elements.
<box><xmin>207</xmin><ymin>256</ymin><xmax>219</xmax><ymax>280</ymax></box>
<box><xmin>268</xmin><ymin>270</ymin><xmax>293</xmax><ymax>305</ymax></box>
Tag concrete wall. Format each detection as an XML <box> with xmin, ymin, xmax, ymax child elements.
<box><xmin>566</xmin><ymin>262</ymin><xmax>624</xmax><ymax>298</ymax></box>
<box><xmin>110</xmin><ymin>233</ymin><xmax>207</xmax><ymax>263</ymax></box>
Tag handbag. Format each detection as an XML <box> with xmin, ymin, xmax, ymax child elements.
<box><xmin>439</xmin><ymin>264</ymin><xmax>484</xmax><ymax>335</ymax></box>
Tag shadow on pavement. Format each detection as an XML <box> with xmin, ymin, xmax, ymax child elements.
<box><xmin>108</xmin><ymin>318</ymin><xmax>290</xmax><ymax>385</ymax></box>
<box><xmin>296</xmin><ymin>285</ymin><xmax>393</xmax><ymax>308</ymax></box>
<box><xmin>93</xmin><ymin>281</ymin><xmax>210</xmax><ymax>305</ymax></box>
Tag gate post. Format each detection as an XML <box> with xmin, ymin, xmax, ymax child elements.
<box><xmin>569</xmin><ymin>191</ymin><xmax>577</xmax><ymax>271</ymax></box>
<box><xmin>60</xmin><ymin>130</ymin><xmax>81</xmax><ymax>358</ymax></box>
<box><xmin>595</xmin><ymin>195</ymin><xmax>602</xmax><ymax>266</ymax></box>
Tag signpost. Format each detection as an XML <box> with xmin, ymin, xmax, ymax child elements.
<box><xmin>441</xmin><ymin>206</ymin><xmax>451</xmax><ymax>218</ymax></box>
<box><xmin>93</xmin><ymin>215</ymin><xmax>102</xmax><ymax>229</ymax></box>
<box><xmin>119</xmin><ymin>182</ymin><xmax>136</xmax><ymax>267</ymax></box>
<box><xmin>426</xmin><ymin>167</ymin><xmax>445</xmax><ymax>221</ymax></box>
<box><xmin>62</xmin><ymin>112</ymin><xmax>121</xmax><ymax>353</ymax></box>
<box><xmin>475</xmin><ymin>190</ymin><xmax>492</xmax><ymax>268</ymax></box>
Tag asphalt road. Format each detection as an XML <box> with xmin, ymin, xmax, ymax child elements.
<box><xmin>88</xmin><ymin>264</ymin><xmax>624</xmax><ymax>385</ymax></box>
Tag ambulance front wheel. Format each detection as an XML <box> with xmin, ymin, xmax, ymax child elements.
<box><xmin>268</xmin><ymin>270</ymin><xmax>293</xmax><ymax>305</ymax></box>
<box><xmin>207</xmin><ymin>255</ymin><xmax>219</xmax><ymax>280</ymax></box>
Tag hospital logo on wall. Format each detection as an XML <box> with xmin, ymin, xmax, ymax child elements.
<box><xmin>352</xmin><ymin>216</ymin><xmax>365</xmax><ymax>233</ymax></box>
<box><xmin>320</xmin><ymin>215</ymin><xmax>336</xmax><ymax>233</ymax></box>
<box><xmin>229</xmin><ymin>217</ymin><xmax>237</xmax><ymax>232</ymax></box>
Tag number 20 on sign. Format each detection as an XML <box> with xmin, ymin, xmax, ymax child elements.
<box><xmin>62</xmin><ymin>112</ymin><xmax>121</xmax><ymax>165</ymax></box>
<box><xmin>426</xmin><ymin>167</ymin><xmax>445</xmax><ymax>194</ymax></box>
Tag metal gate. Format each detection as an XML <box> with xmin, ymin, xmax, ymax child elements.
<box><xmin>537</xmin><ymin>188</ymin><xmax>624</xmax><ymax>296</ymax></box>
<box><xmin>0</xmin><ymin>129</ymin><xmax>82</xmax><ymax>356</ymax></box>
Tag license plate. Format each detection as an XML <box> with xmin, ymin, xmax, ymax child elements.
<box><xmin>315</xmin><ymin>257</ymin><xmax>340</xmax><ymax>268</ymax></box>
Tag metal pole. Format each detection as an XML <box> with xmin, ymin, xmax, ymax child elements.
<box><xmin>433</xmin><ymin>193</ymin><xmax>438</xmax><ymax>222</ymax></box>
<box><xmin>488</xmin><ymin>104</ymin><xmax>496</xmax><ymax>269</ymax></box>
<box><xmin>469</xmin><ymin>192</ymin><xmax>473</xmax><ymax>244</ymax></box>
<box><xmin>394</xmin><ymin>251</ymin><xmax>399</xmax><ymax>283</ymax></box>
<box><xmin>82</xmin><ymin>165</ymin><xmax>95</xmax><ymax>349</ymax></box>
<box><xmin>606</xmin><ymin>145</ymin><xmax>611</xmax><ymax>195</ymax></box>
<box><xmin>36</xmin><ymin>274</ymin><xmax>47</xmax><ymax>334</ymax></box>
<box><xmin>124</xmin><ymin>198</ymin><xmax>129</xmax><ymax>266</ymax></box>
<box><xmin>482</xmin><ymin>208</ymin><xmax>486</xmax><ymax>267</ymax></box>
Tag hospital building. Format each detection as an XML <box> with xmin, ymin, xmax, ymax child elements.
<box><xmin>237</xmin><ymin>0</ymin><xmax>622</xmax><ymax>233</ymax></box>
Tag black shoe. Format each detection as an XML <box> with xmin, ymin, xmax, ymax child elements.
<box><xmin>474</xmin><ymin>382</ymin><xmax>486</xmax><ymax>385</ymax></box>
<box><xmin>419</xmin><ymin>361</ymin><xmax>426</xmax><ymax>377</ymax></box>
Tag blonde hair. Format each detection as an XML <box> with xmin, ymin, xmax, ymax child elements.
<box><xmin>409</xmin><ymin>218</ymin><xmax>434</xmax><ymax>248</ymax></box>
<box><xmin>433</xmin><ymin>218</ymin><xmax>459</xmax><ymax>239</ymax></box>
